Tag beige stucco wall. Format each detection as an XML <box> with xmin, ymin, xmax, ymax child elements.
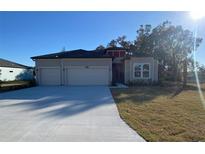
<box><xmin>154</xmin><ymin>60</ymin><xmax>159</xmax><ymax>81</ymax></box>
<box><xmin>124</xmin><ymin>57</ymin><xmax>158</xmax><ymax>83</ymax></box>
<box><xmin>35</xmin><ymin>58</ymin><xmax>112</xmax><ymax>85</ymax></box>
<box><xmin>36</xmin><ymin>59</ymin><xmax>61</xmax><ymax>67</ymax></box>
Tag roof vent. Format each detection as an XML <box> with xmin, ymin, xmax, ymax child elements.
<box><xmin>61</xmin><ymin>47</ymin><xmax>66</xmax><ymax>52</ymax></box>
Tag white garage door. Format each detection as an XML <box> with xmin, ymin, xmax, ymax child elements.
<box><xmin>65</xmin><ymin>66</ymin><xmax>109</xmax><ymax>85</ymax></box>
<box><xmin>40</xmin><ymin>67</ymin><xmax>61</xmax><ymax>85</ymax></box>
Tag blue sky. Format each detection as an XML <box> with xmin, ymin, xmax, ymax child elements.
<box><xmin>0</xmin><ymin>11</ymin><xmax>204</xmax><ymax>66</ymax></box>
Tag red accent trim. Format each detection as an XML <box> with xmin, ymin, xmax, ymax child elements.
<box><xmin>114</xmin><ymin>52</ymin><xmax>119</xmax><ymax>57</ymax></box>
<box><xmin>120</xmin><ymin>51</ymin><xmax>125</xmax><ymax>57</ymax></box>
<box><xmin>106</xmin><ymin>50</ymin><xmax>126</xmax><ymax>57</ymax></box>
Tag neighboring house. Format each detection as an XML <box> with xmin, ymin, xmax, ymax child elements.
<box><xmin>0</xmin><ymin>58</ymin><xmax>34</xmax><ymax>81</ymax></box>
<box><xmin>31</xmin><ymin>47</ymin><xmax>158</xmax><ymax>86</ymax></box>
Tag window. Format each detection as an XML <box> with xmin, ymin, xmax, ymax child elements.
<box><xmin>143</xmin><ymin>64</ymin><xmax>150</xmax><ymax>78</ymax></box>
<box><xmin>134</xmin><ymin>63</ymin><xmax>150</xmax><ymax>79</ymax></box>
<box><xmin>134</xmin><ymin>64</ymin><xmax>142</xmax><ymax>78</ymax></box>
<box><xmin>9</xmin><ymin>71</ymin><xmax>13</xmax><ymax>73</ymax></box>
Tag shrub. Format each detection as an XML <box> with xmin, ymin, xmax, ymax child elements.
<box><xmin>28</xmin><ymin>79</ymin><xmax>36</xmax><ymax>86</ymax></box>
<box><xmin>127</xmin><ymin>79</ymin><xmax>159</xmax><ymax>86</ymax></box>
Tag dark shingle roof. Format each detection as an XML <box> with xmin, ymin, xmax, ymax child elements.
<box><xmin>31</xmin><ymin>48</ymin><xmax>153</xmax><ymax>60</ymax></box>
<box><xmin>31</xmin><ymin>49</ymin><xmax>112</xmax><ymax>59</ymax></box>
<box><xmin>0</xmin><ymin>58</ymin><xmax>33</xmax><ymax>69</ymax></box>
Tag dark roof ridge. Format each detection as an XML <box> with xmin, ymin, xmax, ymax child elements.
<box><xmin>31</xmin><ymin>49</ymin><xmax>112</xmax><ymax>59</ymax></box>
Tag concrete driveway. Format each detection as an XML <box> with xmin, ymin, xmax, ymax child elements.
<box><xmin>0</xmin><ymin>86</ymin><xmax>145</xmax><ymax>142</ymax></box>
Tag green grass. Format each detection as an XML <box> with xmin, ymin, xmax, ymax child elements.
<box><xmin>111</xmin><ymin>84</ymin><xmax>205</xmax><ymax>141</ymax></box>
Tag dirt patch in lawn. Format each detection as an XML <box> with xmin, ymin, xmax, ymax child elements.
<box><xmin>111</xmin><ymin>84</ymin><xmax>205</xmax><ymax>141</ymax></box>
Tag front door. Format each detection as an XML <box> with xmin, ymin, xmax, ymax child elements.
<box><xmin>112</xmin><ymin>63</ymin><xmax>124</xmax><ymax>84</ymax></box>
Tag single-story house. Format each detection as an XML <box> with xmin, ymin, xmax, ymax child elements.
<box><xmin>31</xmin><ymin>47</ymin><xmax>158</xmax><ymax>86</ymax></box>
<box><xmin>0</xmin><ymin>58</ymin><xmax>34</xmax><ymax>81</ymax></box>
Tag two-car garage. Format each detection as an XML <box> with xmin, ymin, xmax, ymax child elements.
<box><xmin>36</xmin><ymin>58</ymin><xmax>112</xmax><ymax>86</ymax></box>
<box><xmin>64</xmin><ymin>66</ymin><xmax>109</xmax><ymax>86</ymax></box>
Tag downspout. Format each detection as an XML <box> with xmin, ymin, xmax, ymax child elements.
<box><xmin>130</xmin><ymin>57</ymin><xmax>132</xmax><ymax>83</ymax></box>
<box><xmin>152</xmin><ymin>58</ymin><xmax>154</xmax><ymax>81</ymax></box>
<box><xmin>60</xmin><ymin>59</ymin><xmax>63</xmax><ymax>86</ymax></box>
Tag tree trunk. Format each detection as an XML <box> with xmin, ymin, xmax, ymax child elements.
<box><xmin>183</xmin><ymin>58</ymin><xmax>187</xmax><ymax>87</ymax></box>
<box><xmin>172</xmin><ymin>52</ymin><xmax>178</xmax><ymax>82</ymax></box>
<box><xmin>158</xmin><ymin>63</ymin><xmax>164</xmax><ymax>82</ymax></box>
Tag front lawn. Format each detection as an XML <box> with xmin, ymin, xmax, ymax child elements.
<box><xmin>111</xmin><ymin>84</ymin><xmax>205</xmax><ymax>141</ymax></box>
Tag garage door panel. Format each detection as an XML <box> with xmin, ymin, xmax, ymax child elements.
<box><xmin>40</xmin><ymin>68</ymin><xmax>60</xmax><ymax>85</ymax></box>
<box><xmin>66</xmin><ymin>66</ymin><xmax>109</xmax><ymax>86</ymax></box>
